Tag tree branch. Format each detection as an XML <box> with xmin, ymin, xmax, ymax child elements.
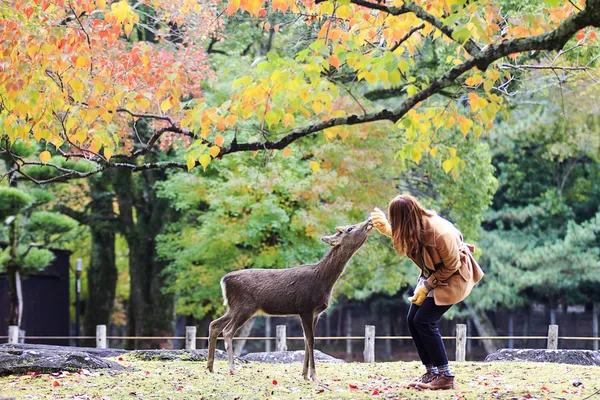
<box><xmin>315</xmin><ymin>0</ymin><xmax>482</xmax><ymax>55</ymax></box>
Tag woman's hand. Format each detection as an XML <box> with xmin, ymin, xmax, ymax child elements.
<box><xmin>409</xmin><ymin>284</ymin><xmax>429</xmax><ymax>306</ymax></box>
<box><xmin>370</xmin><ymin>207</ymin><xmax>392</xmax><ymax>236</ymax></box>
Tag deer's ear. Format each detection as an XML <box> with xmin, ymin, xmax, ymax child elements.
<box><xmin>321</xmin><ymin>234</ymin><xmax>340</xmax><ymax>246</ymax></box>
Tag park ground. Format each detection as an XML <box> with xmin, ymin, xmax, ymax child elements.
<box><xmin>1</xmin><ymin>358</ymin><xmax>600</xmax><ymax>400</ymax></box>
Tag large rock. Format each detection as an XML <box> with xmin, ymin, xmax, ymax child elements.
<box><xmin>126</xmin><ymin>349</ymin><xmax>232</xmax><ymax>362</ymax></box>
<box><xmin>0</xmin><ymin>348</ymin><xmax>125</xmax><ymax>376</ymax></box>
<box><xmin>0</xmin><ymin>343</ymin><xmax>128</xmax><ymax>358</ymax></box>
<box><xmin>241</xmin><ymin>350</ymin><xmax>345</xmax><ymax>364</ymax></box>
<box><xmin>485</xmin><ymin>349</ymin><xmax>600</xmax><ymax>366</ymax></box>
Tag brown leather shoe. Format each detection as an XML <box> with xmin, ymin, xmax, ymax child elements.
<box><xmin>416</xmin><ymin>374</ymin><xmax>455</xmax><ymax>390</ymax></box>
<box><xmin>407</xmin><ymin>371</ymin><xmax>438</xmax><ymax>388</ymax></box>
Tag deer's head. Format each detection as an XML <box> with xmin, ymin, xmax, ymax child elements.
<box><xmin>321</xmin><ymin>219</ymin><xmax>373</xmax><ymax>248</ymax></box>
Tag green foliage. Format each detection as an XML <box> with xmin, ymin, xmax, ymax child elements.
<box><xmin>0</xmin><ymin>187</ymin><xmax>33</xmax><ymax>219</ymax></box>
<box><xmin>27</xmin><ymin>211</ymin><xmax>79</xmax><ymax>235</ymax></box>
<box><xmin>20</xmin><ymin>247</ymin><xmax>55</xmax><ymax>271</ymax></box>
<box><xmin>471</xmin><ymin>91</ymin><xmax>600</xmax><ymax>310</ymax></box>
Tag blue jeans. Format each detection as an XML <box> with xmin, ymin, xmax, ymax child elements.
<box><xmin>407</xmin><ymin>297</ymin><xmax>452</xmax><ymax>366</ymax></box>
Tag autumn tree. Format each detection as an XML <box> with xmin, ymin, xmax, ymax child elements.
<box><xmin>0</xmin><ymin>0</ymin><xmax>598</xmax><ymax>182</ymax></box>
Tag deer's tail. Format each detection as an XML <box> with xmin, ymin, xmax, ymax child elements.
<box><xmin>220</xmin><ymin>276</ymin><xmax>229</xmax><ymax>307</ymax></box>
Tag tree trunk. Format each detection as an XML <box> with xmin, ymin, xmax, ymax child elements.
<box><xmin>83</xmin><ymin>175</ymin><xmax>118</xmax><ymax>340</ymax></box>
<box><xmin>114</xmin><ymin>167</ymin><xmax>175</xmax><ymax>349</ymax></box>
<box><xmin>233</xmin><ymin>318</ymin><xmax>256</xmax><ymax>356</ymax></box>
<box><xmin>6</xmin><ymin>263</ymin><xmax>22</xmax><ymax>327</ymax></box>
<box><xmin>7</xmin><ymin>216</ymin><xmax>22</xmax><ymax>327</ymax></box>
<box><xmin>465</xmin><ymin>303</ymin><xmax>498</xmax><ymax>355</ymax></box>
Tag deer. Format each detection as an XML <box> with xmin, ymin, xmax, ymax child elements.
<box><xmin>206</xmin><ymin>218</ymin><xmax>373</xmax><ymax>381</ymax></box>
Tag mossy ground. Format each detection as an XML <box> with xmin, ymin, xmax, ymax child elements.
<box><xmin>1</xmin><ymin>358</ymin><xmax>599</xmax><ymax>400</ymax></box>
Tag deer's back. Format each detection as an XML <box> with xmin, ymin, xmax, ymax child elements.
<box><xmin>222</xmin><ymin>266</ymin><xmax>331</xmax><ymax>316</ymax></box>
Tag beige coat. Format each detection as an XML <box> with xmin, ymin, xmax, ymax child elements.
<box><xmin>405</xmin><ymin>214</ymin><xmax>484</xmax><ymax>306</ymax></box>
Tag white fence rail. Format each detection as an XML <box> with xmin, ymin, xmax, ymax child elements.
<box><xmin>5</xmin><ymin>323</ymin><xmax>599</xmax><ymax>362</ymax></box>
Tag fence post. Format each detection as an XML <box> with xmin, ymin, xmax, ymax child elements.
<box><xmin>363</xmin><ymin>325</ymin><xmax>375</xmax><ymax>363</ymax></box>
<box><xmin>455</xmin><ymin>324</ymin><xmax>467</xmax><ymax>362</ymax></box>
<box><xmin>276</xmin><ymin>325</ymin><xmax>287</xmax><ymax>351</ymax></box>
<box><xmin>96</xmin><ymin>325</ymin><xmax>107</xmax><ymax>349</ymax></box>
<box><xmin>547</xmin><ymin>325</ymin><xmax>558</xmax><ymax>350</ymax></box>
<box><xmin>185</xmin><ymin>326</ymin><xmax>196</xmax><ymax>350</ymax></box>
<box><xmin>18</xmin><ymin>330</ymin><xmax>25</xmax><ymax>344</ymax></box>
<box><xmin>8</xmin><ymin>326</ymin><xmax>19</xmax><ymax>344</ymax></box>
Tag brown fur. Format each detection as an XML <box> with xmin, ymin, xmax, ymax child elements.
<box><xmin>207</xmin><ymin>219</ymin><xmax>372</xmax><ymax>380</ymax></box>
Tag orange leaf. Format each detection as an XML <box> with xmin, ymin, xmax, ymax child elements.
<box><xmin>282</xmin><ymin>148</ymin><xmax>292</xmax><ymax>159</ymax></box>
<box><xmin>39</xmin><ymin>151</ymin><xmax>51</xmax><ymax>164</ymax></box>
<box><xmin>329</xmin><ymin>55</ymin><xmax>340</xmax><ymax>70</ymax></box>
<box><xmin>209</xmin><ymin>146</ymin><xmax>220</xmax><ymax>158</ymax></box>
<box><xmin>214</xmin><ymin>135</ymin><xmax>224</xmax><ymax>147</ymax></box>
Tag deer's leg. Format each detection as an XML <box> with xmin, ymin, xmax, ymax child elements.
<box><xmin>300</xmin><ymin>313</ymin><xmax>316</xmax><ymax>381</ymax></box>
<box><xmin>207</xmin><ymin>312</ymin><xmax>232</xmax><ymax>372</ymax></box>
<box><xmin>309</xmin><ymin>313</ymin><xmax>320</xmax><ymax>380</ymax></box>
<box><xmin>223</xmin><ymin>309</ymin><xmax>255</xmax><ymax>375</ymax></box>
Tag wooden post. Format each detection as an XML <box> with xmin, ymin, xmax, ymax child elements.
<box><xmin>7</xmin><ymin>326</ymin><xmax>18</xmax><ymax>344</ymax></box>
<box><xmin>265</xmin><ymin>316</ymin><xmax>272</xmax><ymax>352</ymax></box>
<box><xmin>547</xmin><ymin>325</ymin><xmax>558</xmax><ymax>350</ymax></box>
<box><xmin>345</xmin><ymin>309</ymin><xmax>353</xmax><ymax>361</ymax></box>
<box><xmin>455</xmin><ymin>324</ymin><xmax>467</xmax><ymax>362</ymax></box>
<box><xmin>593</xmin><ymin>303</ymin><xmax>599</xmax><ymax>352</ymax></box>
<box><xmin>363</xmin><ymin>325</ymin><xmax>375</xmax><ymax>363</ymax></box>
<box><xmin>185</xmin><ymin>326</ymin><xmax>196</xmax><ymax>350</ymax></box>
<box><xmin>276</xmin><ymin>325</ymin><xmax>287</xmax><ymax>351</ymax></box>
<box><xmin>96</xmin><ymin>325</ymin><xmax>107</xmax><ymax>349</ymax></box>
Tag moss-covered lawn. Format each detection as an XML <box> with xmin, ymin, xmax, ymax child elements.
<box><xmin>1</xmin><ymin>357</ymin><xmax>599</xmax><ymax>400</ymax></box>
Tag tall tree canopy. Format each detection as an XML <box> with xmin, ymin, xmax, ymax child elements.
<box><xmin>1</xmin><ymin>0</ymin><xmax>599</xmax><ymax>184</ymax></box>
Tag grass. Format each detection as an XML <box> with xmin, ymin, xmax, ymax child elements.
<box><xmin>1</xmin><ymin>357</ymin><xmax>599</xmax><ymax>400</ymax></box>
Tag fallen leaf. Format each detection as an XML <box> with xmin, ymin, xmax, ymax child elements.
<box><xmin>349</xmin><ymin>384</ymin><xmax>359</xmax><ymax>390</ymax></box>
<box><xmin>272</xmin><ymin>379</ymin><xmax>278</xmax><ymax>385</ymax></box>
<box><xmin>52</xmin><ymin>381</ymin><xmax>60</xmax><ymax>387</ymax></box>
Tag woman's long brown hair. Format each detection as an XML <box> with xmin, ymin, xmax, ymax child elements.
<box><xmin>388</xmin><ymin>194</ymin><xmax>434</xmax><ymax>257</ymax></box>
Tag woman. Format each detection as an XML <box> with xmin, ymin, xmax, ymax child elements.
<box><xmin>370</xmin><ymin>194</ymin><xmax>483</xmax><ymax>391</ymax></box>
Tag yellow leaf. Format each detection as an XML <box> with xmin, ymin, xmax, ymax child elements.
<box><xmin>449</xmin><ymin>147</ymin><xmax>457</xmax><ymax>157</ymax></box>
<box><xmin>186</xmin><ymin>154</ymin><xmax>196</xmax><ymax>171</ymax></box>
<box><xmin>39</xmin><ymin>151</ymin><xmax>51</xmax><ymax>164</ymax></box>
<box><xmin>160</xmin><ymin>98</ymin><xmax>172</xmax><ymax>113</ymax></box>
<box><xmin>465</xmin><ymin>74</ymin><xmax>483</xmax><ymax>86</ymax></box>
<box><xmin>199</xmin><ymin>154</ymin><xmax>211</xmax><ymax>171</ymax></box>
<box><xmin>309</xmin><ymin>161</ymin><xmax>320</xmax><ymax>173</ymax></box>
<box><xmin>430</xmin><ymin>147</ymin><xmax>438</xmax><ymax>157</ymax></box>
<box><xmin>209</xmin><ymin>146</ymin><xmax>220</xmax><ymax>158</ymax></box>
<box><xmin>137</xmin><ymin>97</ymin><xmax>151</xmax><ymax>112</ymax></box>
<box><xmin>458</xmin><ymin>116</ymin><xmax>473</xmax><ymax>136</ymax></box>
<box><xmin>104</xmin><ymin>147</ymin><xmax>113</xmax><ymax>160</ymax></box>
<box><xmin>442</xmin><ymin>158</ymin><xmax>454</xmax><ymax>173</ymax></box>
<box><xmin>323</xmin><ymin>127</ymin><xmax>337</xmax><ymax>140</ymax></box>
<box><xmin>282</xmin><ymin>148</ymin><xmax>292</xmax><ymax>159</ymax></box>
<box><xmin>214</xmin><ymin>135</ymin><xmax>224</xmax><ymax>147</ymax></box>
<box><xmin>410</xmin><ymin>147</ymin><xmax>422</xmax><ymax>164</ymax></box>
<box><xmin>97</xmin><ymin>0</ymin><xmax>106</xmax><ymax>9</ymax></box>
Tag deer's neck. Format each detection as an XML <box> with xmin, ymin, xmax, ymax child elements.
<box><xmin>316</xmin><ymin>244</ymin><xmax>359</xmax><ymax>287</ymax></box>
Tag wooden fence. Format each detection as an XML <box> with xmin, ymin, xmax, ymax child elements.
<box><xmin>4</xmin><ymin>324</ymin><xmax>600</xmax><ymax>362</ymax></box>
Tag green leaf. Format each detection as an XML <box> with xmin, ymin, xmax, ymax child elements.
<box><xmin>451</xmin><ymin>26</ymin><xmax>472</xmax><ymax>43</ymax></box>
